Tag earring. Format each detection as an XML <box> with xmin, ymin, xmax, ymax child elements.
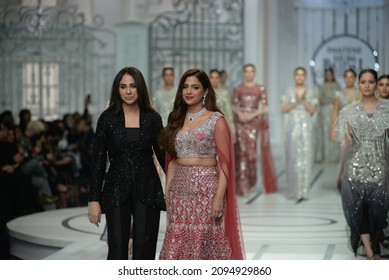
<box><xmin>202</xmin><ymin>94</ymin><xmax>207</xmax><ymax>107</ymax></box>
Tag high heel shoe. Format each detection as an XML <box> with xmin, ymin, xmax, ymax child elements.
<box><xmin>366</xmin><ymin>254</ymin><xmax>380</xmax><ymax>260</ymax></box>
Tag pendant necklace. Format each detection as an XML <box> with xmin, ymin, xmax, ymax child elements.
<box><xmin>186</xmin><ymin>107</ymin><xmax>206</xmax><ymax>123</ymax></box>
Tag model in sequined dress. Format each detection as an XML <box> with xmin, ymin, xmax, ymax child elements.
<box><xmin>209</xmin><ymin>69</ymin><xmax>236</xmax><ymax>138</ymax></box>
<box><xmin>232</xmin><ymin>64</ymin><xmax>277</xmax><ymax>196</ymax></box>
<box><xmin>315</xmin><ymin>68</ymin><xmax>341</xmax><ymax>162</ymax></box>
<box><xmin>159</xmin><ymin>68</ymin><xmax>245</xmax><ymax>260</ymax></box>
<box><xmin>336</xmin><ymin>69</ymin><xmax>389</xmax><ymax>260</ymax></box>
<box><xmin>280</xmin><ymin>67</ymin><xmax>318</xmax><ymax>202</ymax></box>
<box><xmin>377</xmin><ymin>74</ymin><xmax>389</xmax><ymax>245</ymax></box>
<box><xmin>88</xmin><ymin>67</ymin><xmax>165</xmax><ymax>260</ymax></box>
<box><xmin>378</xmin><ymin>74</ymin><xmax>389</xmax><ymax>100</ymax></box>
<box><xmin>219</xmin><ymin>69</ymin><xmax>232</xmax><ymax>97</ymax></box>
<box><xmin>330</xmin><ymin>69</ymin><xmax>361</xmax><ymax>142</ymax></box>
<box><xmin>152</xmin><ymin>67</ymin><xmax>177</xmax><ymax>127</ymax></box>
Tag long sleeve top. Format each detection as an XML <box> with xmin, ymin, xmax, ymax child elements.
<box><xmin>89</xmin><ymin>108</ymin><xmax>166</xmax><ymax>213</ymax></box>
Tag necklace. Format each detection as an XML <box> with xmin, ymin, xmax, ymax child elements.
<box><xmin>186</xmin><ymin>107</ymin><xmax>206</xmax><ymax>123</ymax></box>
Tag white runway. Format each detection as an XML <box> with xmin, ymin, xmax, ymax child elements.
<box><xmin>7</xmin><ymin>163</ymin><xmax>388</xmax><ymax>260</ymax></box>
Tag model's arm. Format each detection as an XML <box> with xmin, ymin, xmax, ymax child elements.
<box><xmin>300</xmin><ymin>96</ymin><xmax>316</xmax><ymax>115</ymax></box>
<box><xmin>281</xmin><ymin>102</ymin><xmax>296</xmax><ymax>113</ymax></box>
<box><xmin>280</xmin><ymin>88</ymin><xmax>296</xmax><ymax>113</ymax></box>
<box><xmin>88</xmin><ymin>113</ymin><xmax>107</xmax><ymax>227</ymax></box>
<box><xmin>331</xmin><ymin>98</ymin><xmax>340</xmax><ymax>142</ymax></box>
<box><xmin>248</xmin><ymin>87</ymin><xmax>268</xmax><ymax>121</ymax></box>
<box><xmin>336</xmin><ymin>117</ymin><xmax>351</xmax><ymax>190</ymax></box>
<box><xmin>213</xmin><ymin>117</ymin><xmax>231</xmax><ymax>219</ymax></box>
<box><xmin>165</xmin><ymin>158</ymin><xmax>175</xmax><ymax>196</ymax></box>
<box><xmin>152</xmin><ymin>113</ymin><xmax>166</xmax><ymax>174</ymax></box>
<box><xmin>231</xmin><ymin>87</ymin><xmax>240</xmax><ymax>115</ymax></box>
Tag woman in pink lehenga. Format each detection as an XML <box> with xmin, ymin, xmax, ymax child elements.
<box><xmin>232</xmin><ymin>64</ymin><xmax>277</xmax><ymax>196</ymax></box>
<box><xmin>158</xmin><ymin>68</ymin><xmax>245</xmax><ymax>260</ymax></box>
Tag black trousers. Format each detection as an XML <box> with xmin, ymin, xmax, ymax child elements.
<box><xmin>105</xmin><ymin>198</ymin><xmax>160</xmax><ymax>260</ymax></box>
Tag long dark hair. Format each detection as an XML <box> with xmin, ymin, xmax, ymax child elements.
<box><xmin>243</xmin><ymin>63</ymin><xmax>256</xmax><ymax>71</ymax></box>
<box><xmin>159</xmin><ymin>68</ymin><xmax>221</xmax><ymax>157</ymax></box>
<box><xmin>358</xmin><ymin>68</ymin><xmax>377</xmax><ymax>82</ymax></box>
<box><xmin>324</xmin><ymin>67</ymin><xmax>336</xmax><ymax>82</ymax></box>
<box><xmin>294</xmin><ymin>66</ymin><xmax>306</xmax><ymax>75</ymax></box>
<box><xmin>107</xmin><ymin>67</ymin><xmax>155</xmax><ymax>114</ymax></box>
<box><xmin>378</xmin><ymin>74</ymin><xmax>389</xmax><ymax>82</ymax></box>
<box><xmin>344</xmin><ymin>68</ymin><xmax>356</xmax><ymax>78</ymax></box>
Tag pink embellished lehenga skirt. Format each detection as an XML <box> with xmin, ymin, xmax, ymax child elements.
<box><xmin>159</xmin><ymin>164</ymin><xmax>234</xmax><ymax>260</ymax></box>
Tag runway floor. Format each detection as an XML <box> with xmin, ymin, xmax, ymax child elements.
<box><xmin>7</xmin><ymin>163</ymin><xmax>389</xmax><ymax>260</ymax></box>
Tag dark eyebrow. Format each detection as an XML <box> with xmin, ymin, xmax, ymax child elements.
<box><xmin>184</xmin><ymin>83</ymin><xmax>200</xmax><ymax>87</ymax></box>
<box><xmin>119</xmin><ymin>83</ymin><xmax>136</xmax><ymax>86</ymax></box>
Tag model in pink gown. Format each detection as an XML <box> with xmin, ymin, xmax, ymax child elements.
<box><xmin>232</xmin><ymin>84</ymin><xmax>277</xmax><ymax>195</ymax></box>
<box><xmin>159</xmin><ymin>113</ymin><xmax>245</xmax><ymax>260</ymax></box>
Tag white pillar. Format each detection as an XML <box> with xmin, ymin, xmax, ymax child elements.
<box><xmin>384</xmin><ymin>1</ymin><xmax>389</xmax><ymax>73</ymax></box>
<box><xmin>77</xmin><ymin>0</ymin><xmax>94</xmax><ymax>24</ymax></box>
<box><xmin>115</xmin><ymin>22</ymin><xmax>149</xmax><ymax>81</ymax></box>
<box><xmin>120</xmin><ymin>0</ymin><xmax>139</xmax><ymax>22</ymax></box>
<box><xmin>244</xmin><ymin>0</ymin><xmax>263</xmax><ymax>81</ymax></box>
<box><xmin>264</xmin><ymin>0</ymin><xmax>283</xmax><ymax>158</ymax></box>
<box><xmin>244</xmin><ymin>0</ymin><xmax>283</xmax><ymax>158</ymax></box>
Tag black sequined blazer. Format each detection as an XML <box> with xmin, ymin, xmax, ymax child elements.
<box><xmin>89</xmin><ymin>108</ymin><xmax>166</xmax><ymax>213</ymax></box>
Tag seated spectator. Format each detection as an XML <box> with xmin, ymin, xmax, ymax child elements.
<box><xmin>18</xmin><ymin>109</ymin><xmax>31</xmax><ymax>135</ymax></box>
<box><xmin>19</xmin><ymin>121</ymin><xmax>57</xmax><ymax>209</ymax></box>
<box><xmin>0</xmin><ymin>120</ymin><xmax>36</xmax><ymax>259</ymax></box>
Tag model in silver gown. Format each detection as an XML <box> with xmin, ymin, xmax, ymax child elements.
<box><xmin>152</xmin><ymin>86</ymin><xmax>177</xmax><ymax>126</ymax></box>
<box><xmin>315</xmin><ymin>81</ymin><xmax>341</xmax><ymax>162</ymax></box>
<box><xmin>281</xmin><ymin>87</ymin><xmax>318</xmax><ymax>200</ymax></box>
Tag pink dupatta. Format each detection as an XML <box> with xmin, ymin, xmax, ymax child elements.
<box><xmin>215</xmin><ymin>117</ymin><xmax>246</xmax><ymax>260</ymax></box>
<box><xmin>260</xmin><ymin>115</ymin><xmax>278</xmax><ymax>193</ymax></box>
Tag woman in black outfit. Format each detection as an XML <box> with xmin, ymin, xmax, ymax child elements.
<box><xmin>88</xmin><ymin>67</ymin><xmax>166</xmax><ymax>260</ymax></box>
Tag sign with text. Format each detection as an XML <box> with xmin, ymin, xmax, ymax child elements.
<box><xmin>310</xmin><ymin>35</ymin><xmax>378</xmax><ymax>87</ymax></box>
<box><xmin>301</xmin><ymin>0</ymin><xmax>384</xmax><ymax>8</ymax></box>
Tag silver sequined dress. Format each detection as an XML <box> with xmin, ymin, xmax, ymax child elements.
<box><xmin>315</xmin><ymin>81</ymin><xmax>341</xmax><ymax>162</ymax></box>
<box><xmin>152</xmin><ymin>86</ymin><xmax>177</xmax><ymax>126</ymax></box>
<box><xmin>215</xmin><ymin>87</ymin><xmax>235</xmax><ymax>135</ymax></box>
<box><xmin>337</xmin><ymin>99</ymin><xmax>389</xmax><ymax>255</ymax></box>
<box><xmin>335</xmin><ymin>87</ymin><xmax>360</xmax><ymax>109</ymax></box>
<box><xmin>281</xmin><ymin>87</ymin><xmax>318</xmax><ymax>200</ymax></box>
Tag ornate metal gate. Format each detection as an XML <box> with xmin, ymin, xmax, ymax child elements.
<box><xmin>149</xmin><ymin>0</ymin><xmax>244</xmax><ymax>93</ymax></box>
<box><xmin>0</xmin><ymin>1</ymin><xmax>115</xmax><ymax>120</ymax></box>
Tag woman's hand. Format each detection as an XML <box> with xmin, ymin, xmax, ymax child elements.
<box><xmin>88</xmin><ymin>201</ymin><xmax>101</xmax><ymax>227</ymax></box>
<box><xmin>331</xmin><ymin>127</ymin><xmax>337</xmax><ymax>142</ymax></box>
<box><xmin>237</xmin><ymin>111</ymin><xmax>247</xmax><ymax>123</ymax></box>
<box><xmin>246</xmin><ymin>112</ymin><xmax>257</xmax><ymax>122</ymax></box>
<box><xmin>336</xmin><ymin>175</ymin><xmax>342</xmax><ymax>192</ymax></box>
<box><xmin>1</xmin><ymin>164</ymin><xmax>16</xmax><ymax>173</ymax></box>
<box><xmin>211</xmin><ymin>196</ymin><xmax>224</xmax><ymax>219</ymax></box>
<box><xmin>296</xmin><ymin>89</ymin><xmax>306</xmax><ymax>101</ymax></box>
